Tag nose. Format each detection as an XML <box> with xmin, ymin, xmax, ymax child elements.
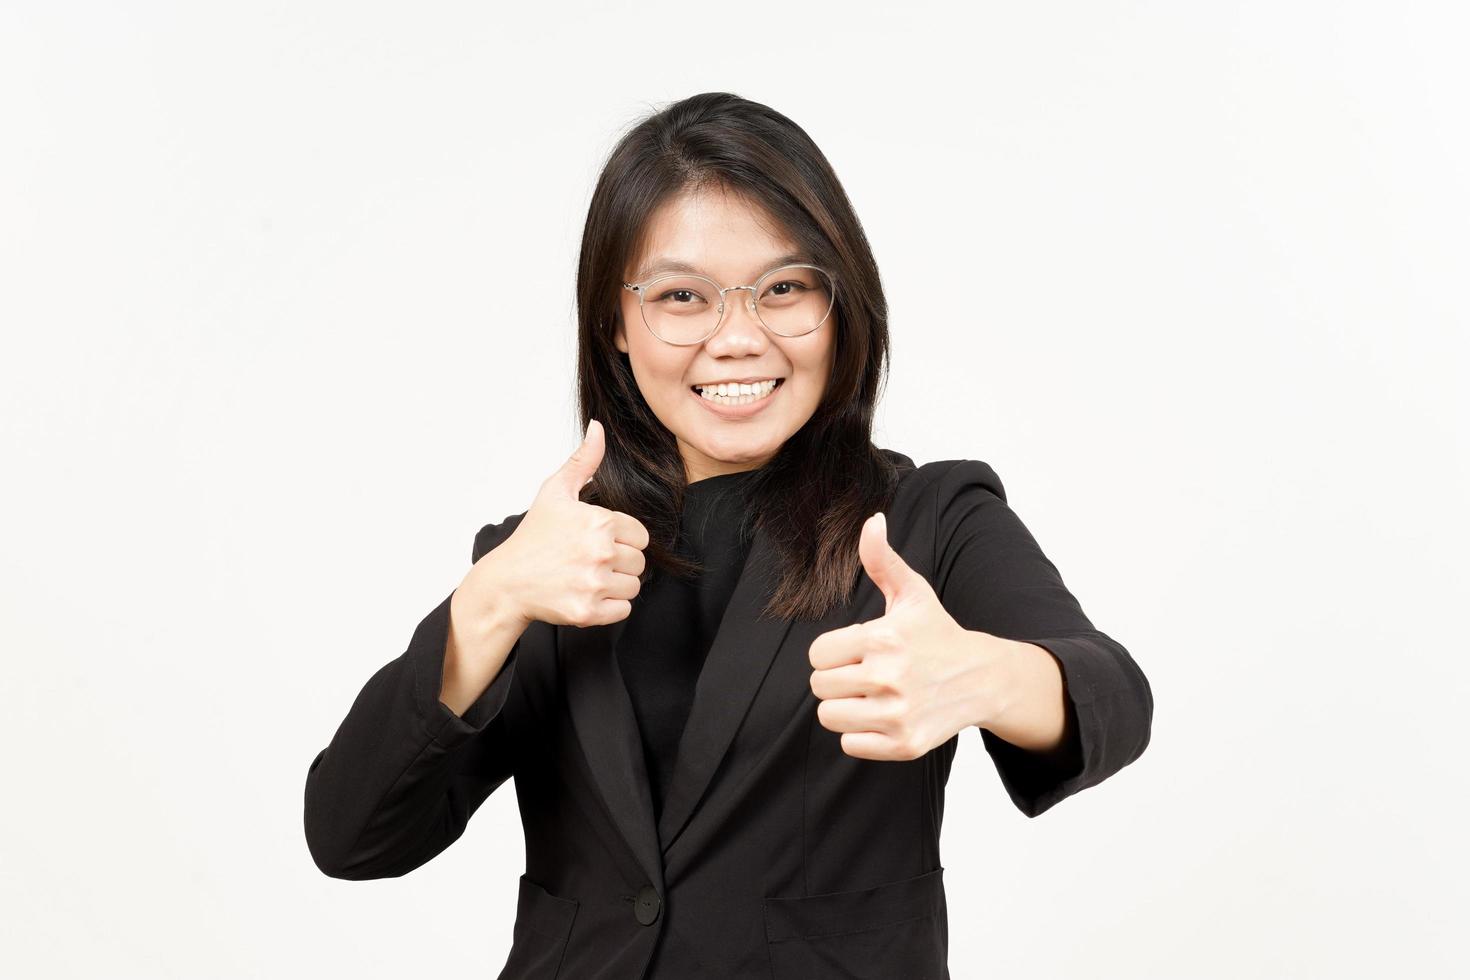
<box><xmin>706</xmin><ymin>287</ymin><xmax>768</xmax><ymax>354</ymax></box>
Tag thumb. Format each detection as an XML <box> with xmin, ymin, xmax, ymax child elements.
<box><xmin>545</xmin><ymin>418</ymin><xmax>606</xmax><ymax>500</ymax></box>
<box><xmin>858</xmin><ymin>512</ymin><xmax>924</xmax><ymax>612</ymax></box>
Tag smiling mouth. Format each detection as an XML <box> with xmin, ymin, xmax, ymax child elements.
<box><xmin>689</xmin><ymin>377</ymin><xmax>785</xmax><ymax>405</ymax></box>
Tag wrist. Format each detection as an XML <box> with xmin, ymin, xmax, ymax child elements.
<box><xmin>473</xmin><ymin>549</ymin><xmax>534</xmax><ymax>634</ymax></box>
<box><xmin>958</xmin><ymin>631</ymin><xmax>1031</xmax><ymax>731</ymax></box>
<box><xmin>451</xmin><ymin>579</ymin><xmax>531</xmax><ymax>657</ymax></box>
<box><xmin>953</xmin><ymin>628</ymin><xmax>1011</xmax><ymax>733</ymax></box>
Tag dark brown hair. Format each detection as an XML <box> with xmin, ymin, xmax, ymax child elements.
<box><xmin>575</xmin><ymin>92</ymin><xmax>898</xmax><ymax>622</ymax></box>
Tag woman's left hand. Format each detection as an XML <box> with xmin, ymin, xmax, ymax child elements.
<box><xmin>808</xmin><ymin>512</ymin><xmax>1014</xmax><ymax>761</ymax></box>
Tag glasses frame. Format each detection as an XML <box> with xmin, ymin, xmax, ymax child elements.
<box><xmin>621</xmin><ymin>263</ymin><xmax>837</xmax><ymax>346</ymax></box>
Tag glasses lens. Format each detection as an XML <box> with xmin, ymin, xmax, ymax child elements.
<box><xmin>637</xmin><ymin>266</ymin><xmax>837</xmax><ymax>344</ymax></box>
<box><xmin>756</xmin><ymin>265</ymin><xmax>835</xmax><ymax>337</ymax></box>
<box><xmin>640</xmin><ymin>275</ymin><xmax>722</xmax><ymax>345</ymax></box>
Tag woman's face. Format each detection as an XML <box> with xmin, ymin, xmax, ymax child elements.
<box><xmin>615</xmin><ymin>185</ymin><xmax>836</xmax><ymax>484</ymax></box>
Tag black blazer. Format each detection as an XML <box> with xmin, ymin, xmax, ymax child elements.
<box><xmin>304</xmin><ymin>450</ymin><xmax>1153</xmax><ymax>979</ymax></box>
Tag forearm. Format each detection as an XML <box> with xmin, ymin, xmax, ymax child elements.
<box><xmin>441</xmin><ymin>586</ymin><xmax>528</xmax><ymax>718</ymax></box>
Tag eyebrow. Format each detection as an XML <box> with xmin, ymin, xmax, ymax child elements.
<box><xmin>632</xmin><ymin>251</ymin><xmax>813</xmax><ymax>282</ymax></box>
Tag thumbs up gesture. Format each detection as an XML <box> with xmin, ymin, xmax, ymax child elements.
<box><xmin>808</xmin><ymin>512</ymin><xmax>1006</xmax><ymax>761</ymax></box>
<box><xmin>469</xmin><ymin>419</ymin><xmax>651</xmax><ymax>631</ymax></box>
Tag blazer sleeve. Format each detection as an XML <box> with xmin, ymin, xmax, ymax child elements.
<box><xmin>302</xmin><ymin>513</ymin><xmax>528</xmax><ymax>879</ymax></box>
<box><xmin>930</xmin><ymin>460</ymin><xmax>1153</xmax><ymax>818</ymax></box>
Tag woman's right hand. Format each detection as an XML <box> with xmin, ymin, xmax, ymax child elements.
<box><xmin>466</xmin><ymin>419</ymin><xmax>650</xmax><ymax>631</ymax></box>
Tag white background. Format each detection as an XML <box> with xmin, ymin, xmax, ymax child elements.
<box><xmin>3</xmin><ymin>2</ymin><xmax>1466</xmax><ymax>977</ymax></box>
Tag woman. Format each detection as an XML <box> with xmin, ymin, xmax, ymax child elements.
<box><xmin>304</xmin><ymin>92</ymin><xmax>1152</xmax><ymax>979</ymax></box>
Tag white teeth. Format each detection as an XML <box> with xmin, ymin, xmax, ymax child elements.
<box><xmin>695</xmin><ymin>379</ymin><xmax>779</xmax><ymax>405</ymax></box>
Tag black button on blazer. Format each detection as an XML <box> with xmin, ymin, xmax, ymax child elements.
<box><xmin>304</xmin><ymin>449</ymin><xmax>1153</xmax><ymax>979</ymax></box>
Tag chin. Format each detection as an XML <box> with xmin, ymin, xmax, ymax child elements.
<box><xmin>691</xmin><ymin>433</ymin><xmax>781</xmax><ymax>463</ymax></box>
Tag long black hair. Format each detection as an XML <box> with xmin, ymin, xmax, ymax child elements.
<box><xmin>575</xmin><ymin>92</ymin><xmax>898</xmax><ymax>622</ymax></box>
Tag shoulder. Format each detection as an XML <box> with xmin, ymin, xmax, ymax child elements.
<box><xmin>921</xmin><ymin>458</ymin><xmax>1008</xmax><ymax>505</ymax></box>
<box><xmin>878</xmin><ymin>448</ymin><xmax>1008</xmax><ymax>507</ymax></box>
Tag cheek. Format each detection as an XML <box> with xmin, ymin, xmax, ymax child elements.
<box><xmin>791</xmin><ymin>336</ymin><xmax>836</xmax><ymax>385</ymax></box>
<box><xmin>626</xmin><ymin>344</ymin><xmax>692</xmax><ymax>401</ymax></box>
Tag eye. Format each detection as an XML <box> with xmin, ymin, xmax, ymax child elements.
<box><xmin>761</xmin><ymin>280</ymin><xmax>808</xmax><ymax>300</ymax></box>
<box><xmin>654</xmin><ymin>288</ymin><xmax>704</xmax><ymax>304</ymax></box>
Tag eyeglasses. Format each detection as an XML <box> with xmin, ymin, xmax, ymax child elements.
<box><xmin>622</xmin><ymin>263</ymin><xmax>837</xmax><ymax>346</ymax></box>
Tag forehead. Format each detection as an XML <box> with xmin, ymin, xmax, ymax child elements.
<box><xmin>629</xmin><ymin>185</ymin><xmax>808</xmax><ymax>282</ymax></box>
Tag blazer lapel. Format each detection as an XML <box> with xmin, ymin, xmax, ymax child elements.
<box><xmin>560</xmin><ymin>520</ymin><xmax>796</xmax><ymax>888</ymax></box>
<box><xmin>655</xmin><ymin>522</ymin><xmax>795</xmax><ymax>854</ymax></box>
<box><xmin>560</xmin><ymin>616</ymin><xmax>664</xmax><ymax>891</ymax></box>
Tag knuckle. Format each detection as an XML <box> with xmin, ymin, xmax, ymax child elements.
<box><xmin>870</xmin><ymin>623</ymin><xmax>901</xmax><ymax>650</ymax></box>
<box><xmin>887</xmin><ymin>695</ymin><xmax>912</xmax><ymax>724</ymax></box>
<box><xmin>871</xmin><ymin>660</ymin><xmax>903</xmax><ymax>695</ymax></box>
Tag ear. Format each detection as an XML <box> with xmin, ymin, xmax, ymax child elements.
<box><xmin>613</xmin><ymin>312</ymin><xmax>628</xmax><ymax>353</ymax></box>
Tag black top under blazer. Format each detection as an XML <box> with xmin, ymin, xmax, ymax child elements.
<box><xmin>303</xmin><ymin>448</ymin><xmax>1154</xmax><ymax>979</ymax></box>
<box><xmin>615</xmin><ymin>468</ymin><xmax>760</xmax><ymax>825</ymax></box>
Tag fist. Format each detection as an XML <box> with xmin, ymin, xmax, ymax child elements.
<box><xmin>808</xmin><ymin>512</ymin><xmax>996</xmax><ymax>761</ymax></box>
<box><xmin>473</xmin><ymin>419</ymin><xmax>651</xmax><ymax>629</ymax></box>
